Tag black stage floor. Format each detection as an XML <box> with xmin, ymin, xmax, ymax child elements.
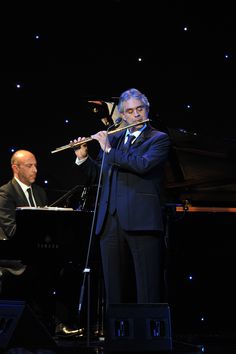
<box><xmin>2</xmin><ymin>332</ymin><xmax>236</xmax><ymax>354</ymax></box>
<box><xmin>1</xmin><ymin>300</ymin><xmax>236</xmax><ymax>353</ymax></box>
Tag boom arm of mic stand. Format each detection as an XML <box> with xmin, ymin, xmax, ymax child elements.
<box><xmin>49</xmin><ymin>185</ymin><xmax>82</xmax><ymax>207</ymax></box>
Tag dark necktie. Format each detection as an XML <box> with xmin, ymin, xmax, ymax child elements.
<box><xmin>27</xmin><ymin>188</ymin><xmax>36</xmax><ymax>207</ymax></box>
<box><xmin>123</xmin><ymin>134</ymin><xmax>135</xmax><ymax>151</ymax></box>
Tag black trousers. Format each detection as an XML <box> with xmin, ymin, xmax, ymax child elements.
<box><xmin>100</xmin><ymin>212</ymin><xmax>164</xmax><ymax>307</ymax></box>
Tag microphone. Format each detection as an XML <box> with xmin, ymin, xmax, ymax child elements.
<box><xmin>108</xmin><ymin>117</ymin><xmax>123</xmax><ymax>131</ymax></box>
<box><xmin>114</xmin><ymin>117</ymin><xmax>123</xmax><ymax>126</ymax></box>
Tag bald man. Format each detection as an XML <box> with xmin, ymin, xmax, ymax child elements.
<box><xmin>0</xmin><ymin>149</ymin><xmax>47</xmax><ymax>239</ymax></box>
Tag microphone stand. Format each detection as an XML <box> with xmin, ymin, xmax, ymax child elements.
<box><xmin>49</xmin><ymin>185</ymin><xmax>83</xmax><ymax>207</ymax></box>
<box><xmin>77</xmin><ymin>120</ymin><xmax>121</xmax><ymax>347</ymax></box>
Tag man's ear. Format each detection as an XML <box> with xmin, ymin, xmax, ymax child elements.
<box><xmin>12</xmin><ymin>164</ymin><xmax>19</xmax><ymax>174</ymax></box>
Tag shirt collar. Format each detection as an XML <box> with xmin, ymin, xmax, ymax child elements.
<box><xmin>125</xmin><ymin>123</ymin><xmax>147</xmax><ymax>140</ymax></box>
<box><xmin>14</xmin><ymin>177</ymin><xmax>31</xmax><ymax>193</ymax></box>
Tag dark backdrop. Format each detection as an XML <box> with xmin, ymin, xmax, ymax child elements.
<box><xmin>0</xmin><ymin>0</ymin><xmax>235</xmax><ymax>336</ymax></box>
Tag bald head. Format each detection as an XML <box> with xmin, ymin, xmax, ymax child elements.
<box><xmin>11</xmin><ymin>150</ymin><xmax>38</xmax><ymax>186</ymax></box>
<box><xmin>11</xmin><ymin>150</ymin><xmax>36</xmax><ymax>165</ymax></box>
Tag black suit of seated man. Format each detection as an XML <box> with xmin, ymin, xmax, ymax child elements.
<box><xmin>0</xmin><ymin>149</ymin><xmax>81</xmax><ymax>337</ymax></box>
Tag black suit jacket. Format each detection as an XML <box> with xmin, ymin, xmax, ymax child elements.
<box><xmin>78</xmin><ymin>124</ymin><xmax>170</xmax><ymax>235</ymax></box>
<box><xmin>0</xmin><ymin>178</ymin><xmax>47</xmax><ymax>239</ymax></box>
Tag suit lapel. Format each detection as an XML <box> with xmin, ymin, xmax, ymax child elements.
<box><xmin>12</xmin><ymin>179</ymin><xmax>29</xmax><ymax>205</ymax></box>
<box><xmin>130</xmin><ymin>125</ymin><xmax>153</xmax><ymax>147</ymax></box>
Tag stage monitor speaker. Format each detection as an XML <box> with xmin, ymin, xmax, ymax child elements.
<box><xmin>105</xmin><ymin>303</ymin><xmax>172</xmax><ymax>352</ymax></box>
<box><xmin>0</xmin><ymin>300</ymin><xmax>56</xmax><ymax>350</ymax></box>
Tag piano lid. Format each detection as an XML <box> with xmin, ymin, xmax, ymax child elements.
<box><xmin>164</xmin><ymin>127</ymin><xmax>236</xmax><ymax>206</ymax></box>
